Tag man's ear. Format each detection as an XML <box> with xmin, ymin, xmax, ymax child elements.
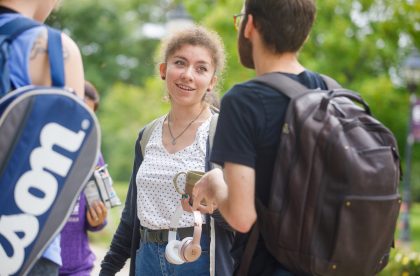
<box><xmin>244</xmin><ymin>14</ymin><xmax>254</xmax><ymax>39</ymax></box>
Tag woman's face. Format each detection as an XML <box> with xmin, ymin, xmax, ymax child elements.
<box><xmin>160</xmin><ymin>44</ymin><xmax>217</xmax><ymax>108</ymax></box>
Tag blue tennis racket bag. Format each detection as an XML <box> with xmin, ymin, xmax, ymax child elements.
<box><xmin>0</xmin><ymin>18</ymin><xmax>100</xmax><ymax>275</ymax></box>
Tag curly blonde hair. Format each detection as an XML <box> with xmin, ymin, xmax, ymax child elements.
<box><xmin>160</xmin><ymin>25</ymin><xmax>226</xmax><ymax>75</ymax></box>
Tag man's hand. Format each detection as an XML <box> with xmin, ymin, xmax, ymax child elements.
<box><xmin>191</xmin><ymin>168</ymin><xmax>226</xmax><ymax>214</ymax></box>
<box><xmin>191</xmin><ymin>163</ymin><xmax>257</xmax><ymax>233</ymax></box>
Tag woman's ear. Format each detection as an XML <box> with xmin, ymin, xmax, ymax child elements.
<box><xmin>208</xmin><ymin>75</ymin><xmax>218</xmax><ymax>92</ymax></box>
<box><xmin>159</xmin><ymin>63</ymin><xmax>167</xmax><ymax>80</ymax></box>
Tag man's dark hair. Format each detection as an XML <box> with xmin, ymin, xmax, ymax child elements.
<box><xmin>244</xmin><ymin>0</ymin><xmax>316</xmax><ymax>54</ymax></box>
<box><xmin>84</xmin><ymin>81</ymin><xmax>100</xmax><ymax>111</ymax></box>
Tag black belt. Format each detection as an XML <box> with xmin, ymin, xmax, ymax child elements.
<box><xmin>140</xmin><ymin>225</ymin><xmax>208</xmax><ymax>244</ymax></box>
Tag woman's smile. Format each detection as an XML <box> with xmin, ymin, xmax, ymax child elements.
<box><xmin>176</xmin><ymin>83</ymin><xmax>195</xmax><ymax>92</ymax></box>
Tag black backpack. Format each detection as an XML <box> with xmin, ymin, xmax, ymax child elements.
<box><xmin>238</xmin><ymin>72</ymin><xmax>401</xmax><ymax>276</ymax></box>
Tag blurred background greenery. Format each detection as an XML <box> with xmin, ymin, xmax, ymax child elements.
<box><xmin>47</xmin><ymin>0</ymin><xmax>420</xmax><ymax>274</ymax></box>
<box><xmin>47</xmin><ymin>0</ymin><xmax>420</xmax><ymax>185</ymax></box>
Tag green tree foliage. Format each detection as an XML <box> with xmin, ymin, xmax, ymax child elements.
<box><xmin>48</xmin><ymin>0</ymin><xmax>172</xmax><ymax>94</ymax></box>
<box><xmin>51</xmin><ymin>0</ymin><xmax>419</xmax><ymax>185</ymax></box>
<box><xmin>100</xmin><ymin>80</ymin><xmax>169</xmax><ymax>181</ymax></box>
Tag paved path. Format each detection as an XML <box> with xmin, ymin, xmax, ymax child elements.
<box><xmin>91</xmin><ymin>244</ymin><xmax>130</xmax><ymax>275</ymax></box>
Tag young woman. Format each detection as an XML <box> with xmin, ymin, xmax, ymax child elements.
<box><xmin>100</xmin><ymin>26</ymin><xmax>234</xmax><ymax>276</ymax></box>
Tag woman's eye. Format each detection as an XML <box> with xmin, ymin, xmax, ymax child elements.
<box><xmin>197</xmin><ymin>66</ymin><xmax>208</xmax><ymax>73</ymax></box>
<box><xmin>174</xmin><ymin>60</ymin><xmax>185</xmax><ymax>66</ymax></box>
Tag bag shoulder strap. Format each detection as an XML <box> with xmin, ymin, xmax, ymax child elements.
<box><xmin>139</xmin><ymin>116</ymin><xmax>165</xmax><ymax>157</ymax></box>
<box><xmin>209</xmin><ymin>112</ymin><xmax>218</xmax><ymax>152</ymax></box>
<box><xmin>0</xmin><ymin>17</ymin><xmax>64</xmax><ymax>94</ymax></box>
<box><xmin>208</xmin><ymin>108</ymin><xmax>222</xmax><ymax>171</ymax></box>
<box><xmin>236</xmin><ymin>223</ymin><xmax>260</xmax><ymax>276</ymax></box>
<box><xmin>253</xmin><ymin>72</ymin><xmax>342</xmax><ymax>98</ymax></box>
<box><xmin>253</xmin><ymin>72</ymin><xmax>308</xmax><ymax>99</ymax></box>
<box><xmin>47</xmin><ymin>27</ymin><xmax>65</xmax><ymax>87</ymax></box>
<box><xmin>0</xmin><ymin>17</ymin><xmax>40</xmax><ymax>96</ymax></box>
<box><xmin>0</xmin><ymin>17</ymin><xmax>39</xmax><ymax>41</ymax></box>
<box><xmin>320</xmin><ymin>74</ymin><xmax>342</xmax><ymax>90</ymax></box>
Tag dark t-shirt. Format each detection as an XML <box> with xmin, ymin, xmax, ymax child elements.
<box><xmin>211</xmin><ymin>70</ymin><xmax>327</xmax><ymax>275</ymax></box>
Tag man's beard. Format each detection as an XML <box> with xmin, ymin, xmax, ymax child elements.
<box><xmin>237</xmin><ymin>24</ymin><xmax>255</xmax><ymax>69</ymax></box>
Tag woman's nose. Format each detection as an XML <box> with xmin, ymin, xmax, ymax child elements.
<box><xmin>181</xmin><ymin>66</ymin><xmax>194</xmax><ymax>80</ymax></box>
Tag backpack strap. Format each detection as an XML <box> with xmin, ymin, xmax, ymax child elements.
<box><xmin>253</xmin><ymin>72</ymin><xmax>342</xmax><ymax>99</ymax></box>
<box><xmin>253</xmin><ymin>72</ymin><xmax>309</xmax><ymax>99</ymax></box>
<box><xmin>206</xmin><ymin>111</ymin><xmax>219</xmax><ymax>276</ymax></box>
<box><xmin>209</xmin><ymin>104</ymin><xmax>220</xmax><ymax>114</ymax></box>
<box><xmin>320</xmin><ymin>74</ymin><xmax>342</xmax><ymax>90</ymax></box>
<box><xmin>0</xmin><ymin>17</ymin><xmax>65</xmax><ymax>94</ymax></box>
<box><xmin>47</xmin><ymin>27</ymin><xmax>65</xmax><ymax>87</ymax></box>
<box><xmin>139</xmin><ymin>116</ymin><xmax>165</xmax><ymax>157</ymax></box>
<box><xmin>0</xmin><ymin>17</ymin><xmax>39</xmax><ymax>40</ymax></box>
<box><xmin>236</xmin><ymin>222</ymin><xmax>260</xmax><ymax>276</ymax></box>
<box><xmin>206</xmin><ymin>108</ymin><xmax>222</xmax><ymax>171</ymax></box>
<box><xmin>0</xmin><ymin>17</ymin><xmax>40</xmax><ymax>95</ymax></box>
<box><xmin>208</xmin><ymin>113</ymin><xmax>218</xmax><ymax>154</ymax></box>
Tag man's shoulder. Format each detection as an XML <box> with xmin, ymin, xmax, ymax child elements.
<box><xmin>223</xmin><ymin>79</ymin><xmax>289</xmax><ymax>110</ymax></box>
<box><xmin>228</xmin><ymin>71</ymin><xmax>328</xmax><ymax>98</ymax></box>
<box><xmin>233</xmin><ymin>78</ymin><xmax>278</xmax><ymax>90</ymax></box>
<box><xmin>225</xmin><ymin>79</ymin><xmax>281</xmax><ymax>98</ymax></box>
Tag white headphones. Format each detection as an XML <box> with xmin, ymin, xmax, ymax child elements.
<box><xmin>165</xmin><ymin>205</ymin><xmax>203</xmax><ymax>265</ymax></box>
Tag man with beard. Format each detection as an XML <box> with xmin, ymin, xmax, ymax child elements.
<box><xmin>191</xmin><ymin>0</ymin><xmax>324</xmax><ymax>275</ymax></box>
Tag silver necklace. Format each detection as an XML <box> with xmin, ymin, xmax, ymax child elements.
<box><xmin>167</xmin><ymin>107</ymin><xmax>205</xmax><ymax>145</ymax></box>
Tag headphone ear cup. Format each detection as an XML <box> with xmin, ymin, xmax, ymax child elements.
<box><xmin>165</xmin><ymin>240</ymin><xmax>185</xmax><ymax>265</ymax></box>
<box><xmin>179</xmin><ymin>237</ymin><xmax>202</xmax><ymax>262</ymax></box>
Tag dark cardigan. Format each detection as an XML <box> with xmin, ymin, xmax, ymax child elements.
<box><xmin>99</xmin><ymin>129</ymin><xmax>235</xmax><ymax>276</ymax></box>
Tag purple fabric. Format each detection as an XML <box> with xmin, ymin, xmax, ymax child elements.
<box><xmin>59</xmin><ymin>194</ymin><xmax>106</xmax><ymax>276</ymax></box>
<box><xmin>97</xmin><ymin>152</ymin><xmax>105</xmax><ymax>167</ymax></box>
<box><xmin>413</xmin><ymin>100</ymin><xmax>420</xmax><ymax>141</ymax></box>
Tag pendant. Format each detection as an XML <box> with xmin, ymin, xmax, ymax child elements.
<box><xmin>171</xmin><ymin>139</ymin><xmax>176</xmax><ymax>145</ymax></box>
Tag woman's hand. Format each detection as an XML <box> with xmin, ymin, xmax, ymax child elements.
<box><xmin>86</xmin><ymin>200</ymin><xmax>108</xmax><ymax>227</ymax></box>
<box><xmin>181</xmin><ymin>194</ymin><xmax>194</xmax><ymax>212</ymax></box>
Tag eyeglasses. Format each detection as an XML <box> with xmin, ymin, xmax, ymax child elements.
<box><xmin>233</xmin><ymin>13</ymin><xmax>245</xmax><ymax>31</ymax></box>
